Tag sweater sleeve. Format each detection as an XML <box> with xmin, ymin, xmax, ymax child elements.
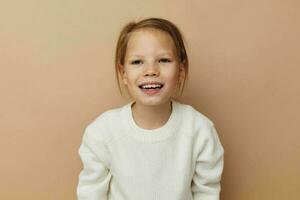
<box><xmin>77</xmin><ymin>127</ymin><xmax>111</xmax><ymax>200</ymax></box>
<box><xmin>191</xmin><ymin>123</ymin><xmax>224</xmax><ymax>200</ymax></box>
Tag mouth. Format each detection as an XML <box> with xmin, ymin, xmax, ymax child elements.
<box><xmin>138</xmin><ymin>82</ymin><xmax>164</xmax><ymax>95</ymax></box>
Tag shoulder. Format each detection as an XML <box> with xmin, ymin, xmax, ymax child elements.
<box><xmin>175</xmin><ymin>101</ymin><xmax>214</xmax><ymax>130</ymax></box>
<box><xmin>174</xmin><ymin>101</ymin><xmax>218</xmax><ymax>141</ymax></box>
<box><xmin>84</xmin><ymin>104</ymin><xmax>127</xmax><ymax>143</ymax></box>
<box><xmin>175</xmin><ymin>101</ymin><xmax>223</xmax><ymax>154</ymax></box>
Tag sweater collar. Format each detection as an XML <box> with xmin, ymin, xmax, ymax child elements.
<box><xmin>122</xmin><ymin>99</ymin><xmax>181</xmax><ymax>143</ymax></box>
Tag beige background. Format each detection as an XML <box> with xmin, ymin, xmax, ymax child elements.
<box><xmin>1</xmin><ymin>0</ymin><xmax>299</xmax><ymax>199</ymax></box>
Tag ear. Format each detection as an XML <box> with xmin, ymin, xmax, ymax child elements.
<box><xmin>118</xmin><ymin>63</ymin><xmax>128</xmax><ymax>85</ymax></box>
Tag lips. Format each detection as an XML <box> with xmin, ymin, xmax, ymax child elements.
<box><xmin>138</xmin><ymin>82</ymin><xmax>164</xmax><ymax>89</ymax></box>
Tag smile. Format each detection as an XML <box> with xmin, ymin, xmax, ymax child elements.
<box><xmin>138</xmin><ymin>82</ymin><xmax>164</xmax><ymax>95</ymax></box>
<box><xmin>138</xmin><ymin>84</ymin><xmax>164</xmax><ymax>89</ymax></box>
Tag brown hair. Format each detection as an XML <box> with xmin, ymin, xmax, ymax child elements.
<box><xmin>115</xmin><ymin>17</ymin><xmax>189</xmax><ymax>96</ymax></box>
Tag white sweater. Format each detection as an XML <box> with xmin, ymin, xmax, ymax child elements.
<box><xmin>77</xmin><ymin>100</ymin><xmax>224</xmax><ymax>200</ymax></box>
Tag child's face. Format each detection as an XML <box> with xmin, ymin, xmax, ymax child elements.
<box><xmin>119</xmin><ymin>28</ymin><xmax>185</xmax><ymax>107</ymax></box>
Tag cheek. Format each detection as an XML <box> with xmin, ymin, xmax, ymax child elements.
<box><xmin>123</xmin><ymin>70</ymin><xmax>138</xmax><ymax>85</ymax></box>
<box><xmin>166</xmin><ymin>68</ymin><xmax>180</xmax><ymax>84</ymax></box>
<box><xmin>171</xmin><ymin>77</ymin><xmax>180</xmax><ymax>89</ymax></box>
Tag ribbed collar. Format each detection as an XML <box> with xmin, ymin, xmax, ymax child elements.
<box><xmin>121</xmin><ymin>100</ymin><xmax>181</xmax><ymax>143</ymax></box>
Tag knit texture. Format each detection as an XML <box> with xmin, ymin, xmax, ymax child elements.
<box><xmin>77</xmin><ymin>100</ymin><xmax>224</xmax><ymax>200</ymax></box>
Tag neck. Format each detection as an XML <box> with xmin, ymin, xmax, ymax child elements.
<box><xmin>131</xmin><ymin>100</ymin><xmax>172</xmax><ymax>130</ymax></box>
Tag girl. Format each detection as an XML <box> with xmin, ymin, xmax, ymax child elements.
<box><xmin>77</xmin><ymin>17</ymin><xmax>224</xmax><ymax>200</ymax></box>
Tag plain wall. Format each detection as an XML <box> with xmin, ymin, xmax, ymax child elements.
<box><xmin>1</xmin><ymin>0</ymin><xmax>299</xmax><ymax>199</ymax></box>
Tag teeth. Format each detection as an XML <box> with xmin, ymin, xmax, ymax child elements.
<box><xmin>140</xmin><ymin>84</ymin><xmax>163</xmax><ymax>89</ymax></box>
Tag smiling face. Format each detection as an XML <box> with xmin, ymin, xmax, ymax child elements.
<box><xmin>119</xmin><ymin>28</ymin><xmax>185</xmax><ymax>107</ymax></box>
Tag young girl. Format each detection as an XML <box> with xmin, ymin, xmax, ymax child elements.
<box><xmin>77</xmin><ymin>17</ymin><xmax>224</xmax><ymax>200</ymax></box>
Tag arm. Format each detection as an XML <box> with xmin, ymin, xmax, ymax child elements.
<box><xmin>191</xmin><ymin>124</ymin><xmax>224</xmax><ymax>200</ymax></box>
<box><xmin>77</xmin><ymin>127</ymin><xmax>111</xmax><ymax>200</ymax></box>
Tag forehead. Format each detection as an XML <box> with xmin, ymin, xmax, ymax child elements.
<box><xmin>126</xmin><ymin>28</ymin><xmax>176</xmax><ymax>56</ymax></box>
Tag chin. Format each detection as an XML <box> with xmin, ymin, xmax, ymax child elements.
<box><xmin>135</xmin><ymin>97</ymin><xmax>171</xmax><ymax>107</ymax></box>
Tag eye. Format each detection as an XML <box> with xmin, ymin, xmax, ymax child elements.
<box><xmin>131</xmin><ymin>60</ymin><xmax>143</xmax><ymax>65</ymax></box>
<box><xmin>159</xmin><ymin>58</ymin><xmax>171</xmax><ymax>63</ymax></box>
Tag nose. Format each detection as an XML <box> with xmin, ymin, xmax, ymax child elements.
<box><xmin>143</xmin><ymin>62</ymin><xmax>160</xmax><ymax>77</ymax></box>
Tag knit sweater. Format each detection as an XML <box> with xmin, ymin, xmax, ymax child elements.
<box><xmin>77</xmin><ymin>100</ymin><xmax>224</xmax><ymax>200</ymax></box>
